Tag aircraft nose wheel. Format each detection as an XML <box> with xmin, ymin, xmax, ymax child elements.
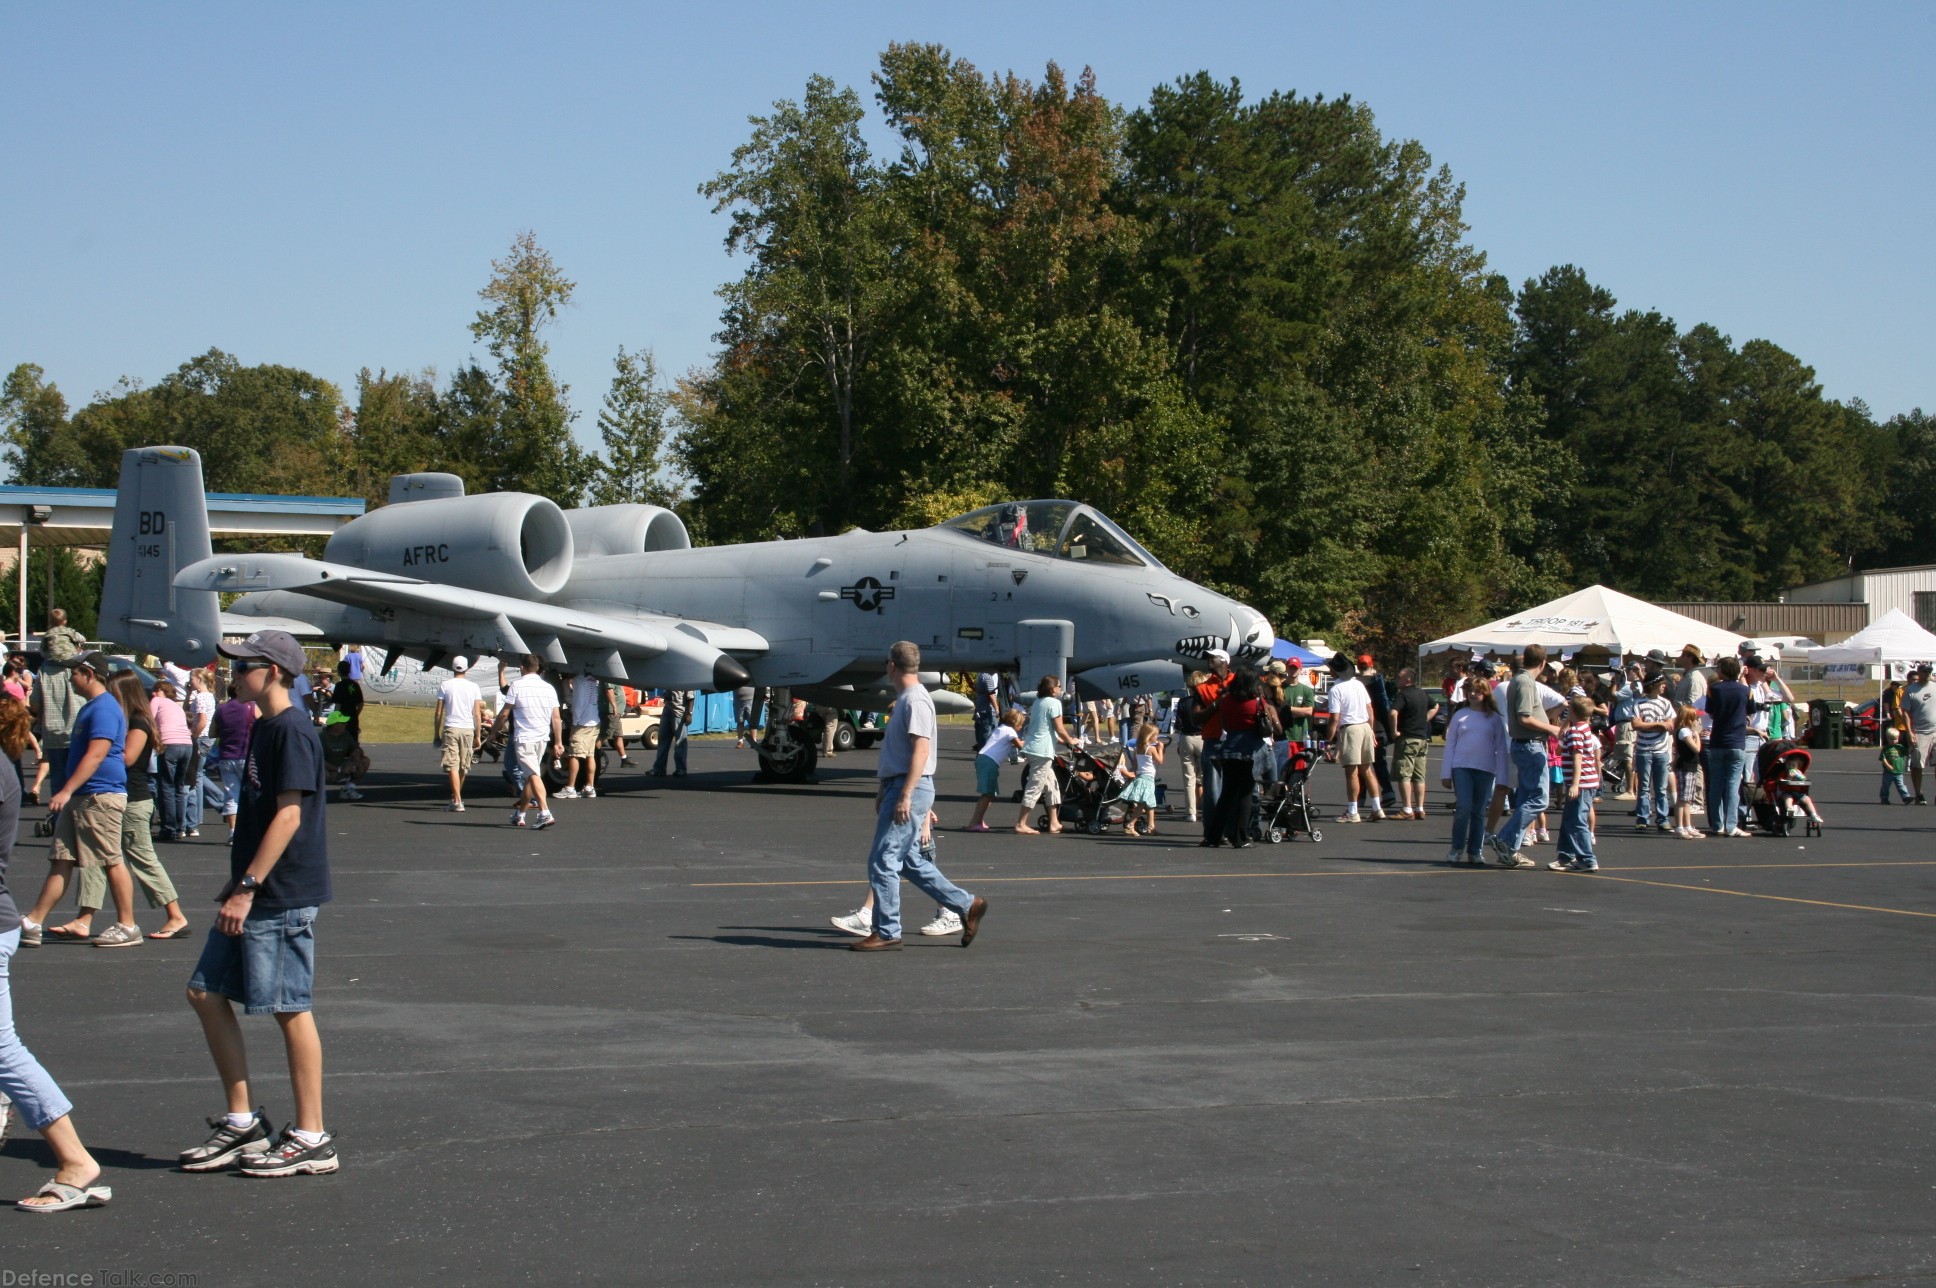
<box><xmin>755</xmin><ymin>727</ymin><xmax>818</xmax><ymax>783</ymax></box>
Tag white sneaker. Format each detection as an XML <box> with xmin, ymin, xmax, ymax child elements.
<box><xmin>554</xmin><ymin>788</ymin><xmax>580</xmax><ymax>800</ymax></box>
<box><xmin>452</xmin><ymin>801</ymin><xmax>465</xmax><ymax>813</ymax></box>
<box><xmin>582</xmin><ymin>786</ymin><xmax>596</xmax><ymax>799</ymax></box>
<box><xmin>341</xmin><ymin>785</ymin><xmax>363</xmax><ymax>800</ymax></box>
<box><xmin>919</xmin><ymin>908</ymin><xmax>963</xmax><ymax>936</ymax></box>
<box><xmin>534</xmin><ymin>811</ymin><xmax>557</xmax><ymax>830</ymax></box>
<box><xmin>830</xmin><ymin>908</ymin><xmax>870</xmax><ymax>936</ymax></box>
<box><xmin>1443</xmin><ymin>847</ymin><xmax>1462</xmax><ymax>864</ymax></box>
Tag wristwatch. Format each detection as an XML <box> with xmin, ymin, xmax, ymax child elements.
<box><xmin>234</xmin><ymin>874</ymin><xmax>260</xmax><ymax>895</ymax></box>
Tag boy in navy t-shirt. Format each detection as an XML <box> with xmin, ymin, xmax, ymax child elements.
<box><xmin>181</xmin><ymin>630</ymin><xmax>337</xmax><ymax>1177</ymax></box>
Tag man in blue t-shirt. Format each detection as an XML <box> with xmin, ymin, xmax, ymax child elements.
<box><xmin>181</xmin><ymin>630</ymin><xmax>338</xmax><ymax>1179</ymax></box>
<box><xmin>18</xmin><ymin>652</ymin><xmax>140</xmax><ymax>948</ymax></box>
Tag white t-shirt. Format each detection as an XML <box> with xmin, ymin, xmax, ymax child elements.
<box><xmin>1328</xmin><ymin>676</ymin><xmax>1371</xmax><ymax>726</ymax></box>
<box><xmin>977</xmin><ymin>724</ymin><xmax>1021</xmax><ymax>761</ymax></box>
<box><xmin>507</xmin><ymin>673</ymin><xmax>560</xmax><ymax>743</ymax></box>
<box><xmin>568</xmin><ymin>674</ymin><xmax>600</xmax><ymax>728</ymax></box>
<box><xmin>438</xmin><ymin>676</ymin><xmax>484</xmax><ymax>731</ymax></box>
<box><xmin>188</xmin><ymin>689</ymin><xmax>216</xmax><ymax>736</ymax></box>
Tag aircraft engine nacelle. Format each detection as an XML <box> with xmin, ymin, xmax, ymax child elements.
<box><xmin>565</xmin><ymin>504</ymin><xmax>691</xmax><ymax>558</ymax></box>
<box><xmin>325</xmin><ymin>493</ymin><xmax>575</xmax><ymax>599</ymax></box>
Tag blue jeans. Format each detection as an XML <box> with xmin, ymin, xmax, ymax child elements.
<box><xmin>1450</xmin><ymin>767</ymin><xmax>1496</xmax><ymax>858</ymax></box>
<box><xmin>156</xmin><ymin>742</ymin><xmax>193</xmax><ymax>836</ymax></box>
<box><xmin>652</xmin><ymin>718</ymin><xmax>688</xmax><ymax>773</ymax></box>
<box><xmin>1633</xmin><ymin>747</ymin><xmax>1670</xmax><ymax>827</ymax></box>
<box><xmin>185</xmin><ymin>736</ymin><xmax>214</xmax><ymax>831</ymax></box>
<box><xmin>0</xmin><ymin>928</ymin><xmax>74</xmax><ymax>1130</ymax></box>
<box><xmin>1709</xmin><ymin>747</ymin><xmax>1751</xmax><ymax>833</ymax></box>
<box><xmin>1497</xmin><ymin>740</ymin><xmax>1550</xmax><ymax>854</ymax></box>
<box><xmin>1198</xmin><ymin>742</ymin><xmax>1224</xmax><ymax>841</ymax></box>
<box><xmin>867</xmin><ymin>775</ymin><xmax>971</xmax><ymax>941</ymax></box>
<box><xmin>217</xmin><ymin>758</ymin><xmax>246</xmax><ymax>819</ymax></box>
<box><xmin>1558</xmin><ymin>787</ymin><xmax>1597</xmax><ymax>862</ymax></box>
<box><xmin>1883</xmin><ymin>769</ymin><xmax>1911</xmax><ymax>803</ymax></box>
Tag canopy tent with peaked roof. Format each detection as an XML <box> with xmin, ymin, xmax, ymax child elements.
<box><xmin>1792</xmin><ymin>609</ymin><xmax>1936</xmax><ymax>666</ymax></box>
<box><xmin>1422</xmin><ymin>585</ymin><xmax>1749</xmax><ymax>663</ymax></box>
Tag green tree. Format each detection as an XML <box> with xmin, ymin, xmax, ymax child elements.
<box><xmin>0</xmin><ymin>364</ymin><xmax>83</xmax><ymax>486</ymax></box>
<box><xmin>348</xmin><ymin>368</ymin><xmax>441</xmax><ymax>508</ymax></box>
<box><xmin>461</xmin><ymin>231</ymin><xmax>591</xmax><ymax>502</ymax></box>
<box><xmin>588</xmin><ymin>347</ymin><xmax>677</xmax><ymax>507</ymax></box>
<box><xmin>0</xmin><ymin>548</ymin><xmax>107</xmax><ymax>641</ymax></box>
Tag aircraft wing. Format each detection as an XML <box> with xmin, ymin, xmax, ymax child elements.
<box><xmin>176</xmin><ymin>553</ymin><xmax>752</xmax><ymax>690</ymax></box>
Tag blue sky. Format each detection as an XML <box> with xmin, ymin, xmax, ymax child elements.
<box><xmin>4</xmin><ymin>1</ymin><xmax>1930</xmax><ymax>454</ymax></box>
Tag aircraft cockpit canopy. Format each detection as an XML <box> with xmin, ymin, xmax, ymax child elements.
<box><xmin>940</xmin><ymin>501</ymin><xmax>1166</xmax><ymax>571</ymax></box>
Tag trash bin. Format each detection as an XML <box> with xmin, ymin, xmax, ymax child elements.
<box><xmin>1808</xmin><ymin>700</ymin><xmax>1843</xmax><ymax>750</ymax></box>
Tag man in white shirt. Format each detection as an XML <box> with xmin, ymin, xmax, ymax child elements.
<box><xmin>1325</xmin><ymin>653</ymin><xmax>1378</xmax><ymax>823</ymax></box>
<box><xmin>497</xmin><ymin>655</ymin><xmax>562</xmax><ymax>829</ymax></box>
<box><xmin>557</xmin><ymin>673</ymin><xmax>603</xmax><ymax>800</ymax></box>
<box><xmin>432</xmin><ymin>657</ymin><xmax>487</xmax><ymax>812</ymax></box>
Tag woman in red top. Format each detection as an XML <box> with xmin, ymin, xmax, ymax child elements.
<box><xmin>1204</xmin><ymin>669</ymin><xmax>1273</xmax><ymax>849</ymax></box>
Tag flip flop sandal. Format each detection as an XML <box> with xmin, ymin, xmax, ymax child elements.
<box><xmin>146</xmin><ymin>925</ymin><xmax>194</xmax><ymax>940</ymax></box>
<box><xmin>46</xmin><ymin>925</ymin><xmax>94</xmax><ymax>941</ymax></box>
<box><xmin>16</xmin><ymin>1180</ymin><xmax>112</xmax><ymax>1212</ymax></box>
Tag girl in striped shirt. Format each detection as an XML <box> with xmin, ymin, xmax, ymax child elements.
<box><xmin>1551</xmin><ymin>695</ymin><xmax>1602</xmax><ymax>872</ymax></box>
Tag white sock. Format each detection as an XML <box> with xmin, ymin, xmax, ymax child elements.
<box><xmin>288</xmin><ymin>1127</ymin><xmax>325</xmax><ymax>1146</ymax></box>
<box><xmin>1346</xmin><ymin>805</ymin><xmax>1359</xmax><ymax>816</ymax></box>
<box><xmin>225</xmin><ymin>1111</ymin><xmax>256</xmax><ymax>1129</ymax></box>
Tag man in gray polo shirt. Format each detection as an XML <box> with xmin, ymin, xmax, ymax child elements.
<box><xmin>1489</xmin><ymin>644</ymin><xmax>1562</xmax><ymax>869</ymax></box>
<box><xmin>850</xmin><ymin>641</ymin><xmax>988</xmax><ymax>951</ymax></box>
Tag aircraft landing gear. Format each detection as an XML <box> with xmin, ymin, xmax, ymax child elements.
<box><xmin>754</xmin><ymin>723</ymin><xmax>818</xmax><ymax>784</ymax></box>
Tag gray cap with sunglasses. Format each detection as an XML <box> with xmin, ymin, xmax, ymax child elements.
<box><xmin>218</xmin><ymin>629</ymin><xmax>308</xmax><ymax>678</ymax></box>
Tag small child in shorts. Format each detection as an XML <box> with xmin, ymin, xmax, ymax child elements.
<box><xmin>965</xmin><ymin>709</ymin><xmax>1027</xmax><ymax>832</ymax></box>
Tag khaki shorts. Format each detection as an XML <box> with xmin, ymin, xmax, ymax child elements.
<box><xmin>52</xmin><ymin>792</ymin><xmax>126</xmax><ymax>869</ymax></box>
<box><xmin>440</xmin><ymin>728</ymin><xmax>476</xmax><ymax>773</ymax></box>
<box><xmin>1916</xmin><ymin>732</ymin><xmax>1936</xmax><ymax>769</ymax></box>
<box><xmin>568</xmin><ymin>725</ymin><xmax>599</xmax><ymax>757</ymax></box>
<box><xmin>1336</xmin><ymin>723</ymin><xmax>1376</xmax><ymax>766</ymax></box>
<box><xmin>1394</xmin><ymin>735</ymin><xmax>1430</xmax><ymax>782</ymax></box>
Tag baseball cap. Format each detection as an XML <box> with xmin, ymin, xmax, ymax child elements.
<box><xmin>71</xmin><ymin>651</ymin><xmax>114</xmax><ymax>676</ymax></box>
<box><xmin>452</xmin><ymin>655</ymin><xmax>471</xmax><ymax>672</ymax></box>
<box><xmin>1265</xmin><ymin>659</ymin><xmax>1288</xmax><ymax>676</ymax></box>
<box><xmin>219</xmin><ymin>629</ymin><xmax>308</xmax><ymax>678</ymax></box>
<box><xmin>1357</xmin><ymin>653</ymin><xmax>1374</xmax><ymax>667</ymax></box>
<box><xmin>1283</xmin><ymin>657</ymin><xmax>1302</xmax><ymax>674</ymax></box>
<box><xmin>1205</xmin><ymin>647</ymin><xmax>1230</xmax><ymax>663</ymax></box>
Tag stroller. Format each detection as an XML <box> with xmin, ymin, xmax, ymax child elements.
<box><xmin>320</xmin><ymin>720</ymin><xmax>370</xmax><ymax>787</ymax></box>
<box><xmin>1752</xmin><ymin>739</ymin><xmax>1820</xmax><ymax>837</ymax></box>
<box><xmin>1260</xmin><ymin>742</ymin><xmax>1322</xmax><ymax>844</ymax></box>
<box><xmin>1035</xmin><ymin>746</ymin><xmax>1129</xmax><ymax>834</ymax></box>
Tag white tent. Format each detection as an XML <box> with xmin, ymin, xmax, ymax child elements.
<box><xmin>1792</xmin><ymin>609</ymin><xmax>1936</xmax><ymax>666</ymax></box>
<box><xmin>1422</xmin><ymin>584</ymin><xmax>1748</xmax><ymax>661</ymax></box>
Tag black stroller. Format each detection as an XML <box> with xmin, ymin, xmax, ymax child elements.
<box><xmin>1035</xmin><ymin>746</ymin><xmax>1129</xmax><ymax>834</ymax></box>
<box><xmin>1260</xmin><ymin>742</ymin><xmax>1322</xmax><ymax>843</ymax></box>
<box><xmin>1752</xmin><ymin>739</ymin><xmax>1821</xmax><ymax>837</ymax></box>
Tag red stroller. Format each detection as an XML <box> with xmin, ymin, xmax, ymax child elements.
<box><xmin>1752</xmin><ymin>740</ymin><xmax>1820</xmax><ymax>837</ymax></box>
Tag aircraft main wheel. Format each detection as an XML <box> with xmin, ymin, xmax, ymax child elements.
<box><xmin>834</xmin><ymin>721</ymin><xmax>857</xmax><ymax>752</ymax></box>
<box><xmin>757</xmin><ymin>733</ymin><xmax>817</xmax><ymax>783</ymax></box>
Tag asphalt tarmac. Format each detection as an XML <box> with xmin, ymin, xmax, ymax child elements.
<box><xmin>2</xmin><ymin>732</ymin><xmax>1932</xmax><ymax>1286</ymax></box>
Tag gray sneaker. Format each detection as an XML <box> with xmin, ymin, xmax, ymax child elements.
<box><xmin>18</xmin><ymin>921</ymin><xmax>41</xmax><ymax>948</ymax></box>
<box><xmin>90</xmin><ymin>922</ymin><xmax>144</xmax><ymax>948</ymax></box>
<box><xmin>1493</xmin><ymin>852</ymin><xmax>1536</xmax><ymax>870</ymax></box>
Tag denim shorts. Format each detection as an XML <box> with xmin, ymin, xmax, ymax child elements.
<box><xmin>188</xmin><ymin>907</ymin><xmax>318</xmax><ymax>1015</ymax></box>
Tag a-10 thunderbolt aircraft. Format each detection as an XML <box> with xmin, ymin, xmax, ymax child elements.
<box><xmin>100</xmin><ymin>446</ymin><xmax>1272</xmax><ymax>780</ymax></box>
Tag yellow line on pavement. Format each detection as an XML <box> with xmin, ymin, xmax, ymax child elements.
<box><xmin>1580</xmin><ymin>872</ymin><xmax>1936</xmax><ymax>919</ymax></box>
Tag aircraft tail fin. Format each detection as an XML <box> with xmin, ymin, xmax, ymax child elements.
<box><xmin>99</xmin><ymin>446</ymin><xmax>222</xmax><ymax>664</ymax></box>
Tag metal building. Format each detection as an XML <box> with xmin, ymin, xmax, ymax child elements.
<box><xmin>1783</xmin><ymin>564</ymin><xmax>1936</xmax><ymax>634</ymax></box>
